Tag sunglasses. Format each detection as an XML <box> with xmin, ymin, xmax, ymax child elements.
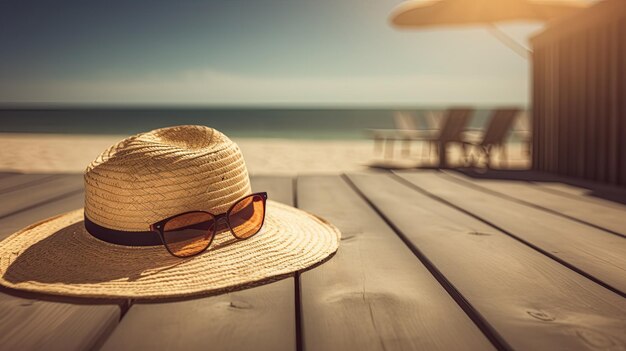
<box><xmin>149</xmin><ymin>192</ymin><xmax>268</xmax><ymax>258</ymax></box>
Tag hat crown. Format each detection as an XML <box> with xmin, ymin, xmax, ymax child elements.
<box><xmin>144</xmin><ymin>125</ymin><xmax>219</xmax><ymax>150</ymax></box>
<box><xmin>84</xmin><ymin>125</ymin><xmax>251</xmax><ymax>231</ymax></box>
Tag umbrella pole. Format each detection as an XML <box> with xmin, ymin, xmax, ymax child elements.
<box><xmin>486</xmin><ymin>23</ymin><xmax>532</xmax><ymax>59</ymax></box>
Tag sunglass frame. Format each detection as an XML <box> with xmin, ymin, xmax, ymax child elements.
<box><xmin>149</xmin><ymin>192</ymin><xmax>268</xmax><ymax>258</ymax></box>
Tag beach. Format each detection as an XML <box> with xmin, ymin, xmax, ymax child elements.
<box><xmin>0</xmin><ymin>133</ymin><xmax>376</xmax><ymax>175</ymax></box>
<box><xmin>0</xmin><ymin>107</ymin><xmax>531</xmax><ymax>174</ymax></box>
<box><xmin>0</xmin><ymin>133</ymin><xmax>530</xmax><ymax>175</ymax></box>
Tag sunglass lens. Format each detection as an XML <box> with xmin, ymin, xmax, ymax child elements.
<box><xmin>162</xmin><ymin>212</ymin><xmax>215</xmax><ymax>257</ymax></box>
<box><xmin>228</xmin><ymin>194</ymin><xmax>266</xmax><ymax>239</ymax></box>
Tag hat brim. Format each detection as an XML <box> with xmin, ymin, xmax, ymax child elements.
<box><xmin>0</xmin><ymin>201</ymin><xmax>340</xmax><ymax>299</ymax></box>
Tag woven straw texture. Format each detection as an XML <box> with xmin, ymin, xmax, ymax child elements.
<box><xmin>0</xmin><ymin>201</ymin><xmax>340</xmax><ymax>298</ymax></box>
<box><xmin>0</xmin><ymin>125</ymin><xmax>341</xmax><ymax>298</ymax></box>
<box><xmin>85</xmin><ymin>125</ymin><xmax>251</xmax><ymax>231</ymax></box>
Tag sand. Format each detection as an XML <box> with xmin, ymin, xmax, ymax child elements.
<box><xmin>0</xmin><ymin>133</ymin><xmax>376</xmax><ymax>175</ymax></box>
<box><xmin>0</xmin><ymin>133</ymin><xmax>530</xmax><ymax>175</ymax></box>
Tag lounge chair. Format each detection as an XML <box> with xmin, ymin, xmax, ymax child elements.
<box><xmin>462</xmin><ymin>108</ymin><xmax>521</xmax><ymax>168</ymax></box>
<box><xmin>412</xmin><ymin>108</ymin><xmax>474</xmax><ymax>167</ymax></box>
<box><xmin>368</xmin><ymin>108</ymin><xmax>473</xmax><ymax>166</ymax></box>
<box><xmin>513</xmin><ymin>111</ymin><xmax>532</xmax><ymax>156</ymax></box>
<box><xmin>367</xmin><ymin>111</ymin><xmax>439</xmax><ymax>159</ymax></box>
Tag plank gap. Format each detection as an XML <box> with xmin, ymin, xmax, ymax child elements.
<box><xmin>0</xmin><ymin>174</ymin><xmax>61</xmax><ymax>196</ymax></box>
<box><xmin>341</xmin><ymin>173</ymin><xmax>511</xmax><ymax>351</ymax></box>
<box><xmin>297</xmin><ymin>175</ymin><xmax>494</xmax><ymax>350</ymax></box>
<box><xmin>348</xmin><ymin>172</ymin><xmax>626</xmax><ymax>350</ymax></box>
<box><xmin>389</xmin><ymin>172</ymin><xmax>626</xmax><ymax>298</ymax></box>
<box><xmin>294</xmin><ymin>272</ymin><xmax>303</xmax><ymax>351</ymax></box>
<box><xmin>0</xmin><ymin>188</ymin><xmax>84</xmax><ymax>222</ymax></box>
<box><xmin>443</xmin><ymin>171</ymin><xmax>626</xmax><ymax>239</ymax></box>
<box><xmin>99</xmin><ymin>176</ymin><xmax>297</xmax><ymax>351</ymax></box>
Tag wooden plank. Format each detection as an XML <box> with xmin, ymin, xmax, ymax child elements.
<box><xmin>100</xmin><ymin>176</ymin><xmax>298</xmax><ymax>351</ymax></box>
<box><xmin>563</xmin><ymin>37</ymin><xmax>574</xmax><ymax>178</ymax></box>
<box><xmin>102</xmin><ymin>278</ymin><xmax>295</xmax><ymax>351</ymax></box>
<box><xmin>608</xmin><ymin>21</ymin><xmax>619</xmax><ymax>185</ymax></box>
<box><xmin>538</xmin><ymin>45</ymin><xmax>547</xmax><ymax>171</ymax></box>
<box><xmin>575</xmin><ymin>29</ymin><xmax>594</xmax><ymax>178</ymax></box>
<box><xmin>544</xmin><ymin>45</ymin><xmax>552</xmax><ymax>173</ymax></box>
<box><xmin>534</xmin><ymin>181</ymin><xmax>598</xmax><ymax>198</ymax></box>
<box><xmin>539</xmin><ymin>45</ymin><xmax>548</xmax><ymax>171</ymax></box>
<box><xmin>559</xmin><ymin>39</ymin><xmax>569</xmax><ymax>177</ymax></box>
<box><xmin>0</xmin><ymin>176</ymin><xmax>121</xmax><ymax>351</ymax></box>
<box><xmin>0</xmin><ymin>174</ymin><xmax>83</xmax><ymax>219</ymax></box>
<box><xmin>621</xmin><ymin>16</ymin><xmax>626</xmax><ymax>187</ymax></box>
<box><xmin>456</xmin><ymin>168</ymin><xmax>626</xmax><ymax>206</ymax></box>
<box><xmin>297</xmin><ymin>175</ymin><xmax>494</xmax><ymax>351</ymax></box>
<box><xmin>574</xmin><ymin>34</ymin><xmax>586</xmax><ymax>179</ymax></box>
<box><xmin>348</xmin><ymin>172</ymin><xmax>626</xmax><ymax>350</ymax></box>
<box><xmin>531</xmin><ymin>46</ymin><xmax>540</xmax><ymax>170</ymax></box>
<box><xmin>0</xmin><ymin>174</ymin><xmax>59</xmax><ymax>194</ymax></box>
<box><xmin>443</xmin><ymin>170</ymin><xmax>626</xmax><ymax>237</ymax></box>
<box><xmin>0</xmin><ymin>294</ymin><xmax>121</xmax><ymax>351</ymax></box>
<box><xmin>395</xmin><ymin>171</ymin><xmax>626</xmax><ymax>295</ymax></box>
<box><xmin>547</xmin><ymin>42</ymin><xmax>554</xmax><ymax>173</ymax></box>
<box><xmin>0</xmin><ymin>191</ymin><xmax>84</xmax><ymax>241</ymax></box>
<box><xmin>596</xmin><ymin>26</ymin><xmax>608</xmax><ymax>183</ymax></box>
<box><xmin>514</xmin><ymin>174</ymin><xmax>626</xmax><ymax>207</ymax></box>
<box><xmin>585</xmin><ymin>29</ymin><xmax>598</xmax><ymax>181</ymax></box>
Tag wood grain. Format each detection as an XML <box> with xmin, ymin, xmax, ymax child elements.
<box><xmin>395</xmin><ymin>171</ymin><xmax>626</xmax><ymax>295</ymax></box>
<box><xmin>0</xmin><ymin>174</ymin><xmax>83</xmax><ymax>219</ymax></box>
<box><xmin>0</xmin><ymin>295</ymin><xmax>120</xmax><ymax>351</ymax></box>
<box><xmin>297</xmin><ymin>175</ymin><xmax>493</xmax><ymax>351</ymax></box>
<box><xmin>0</xmin><ymin>191</ymin><xmax>85</xmax><ymax>241</ymax></box>
<box><xmin>532</xmin><ymin>180</ymin><xmax>626</xmax><ymax>207</ymax></box>
<box><xmin>100</xmin><ymin>176</ymin><xmax>297</xmax><ymax>351</ymax></box>
<box><xmin>0</xmin><ymin>174</ymin><xmax>121</xmax><ymax>351</ymax></box>
<box><xmin>443</xmin><ymin>170</ymin><xmax>626</xmax><ymax>237</ymax></box>
<box><xmin>0</xmin><ymin>174</ymin><xmax>59</xmax><ymax>194</ymax></box>
<box><xmin>532</xmin><ymin>179</ymin><xmax>626</xmax><ymax>204</ymax></box>
<box><xmin>349</xmin><ymin>172</ymin><xmax>626</xmax><ymax>351</ymax></box>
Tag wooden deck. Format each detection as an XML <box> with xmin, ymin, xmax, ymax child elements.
<box><xmin>0</xmin><ymin>170</ymin><xmax>624</xmax><ymax>351</ymax></box>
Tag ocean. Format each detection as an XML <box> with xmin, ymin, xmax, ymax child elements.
<box><xmin>0</xmin><ymin>107</ymin><xmax>524</xmax><ymax>139</ymax></box>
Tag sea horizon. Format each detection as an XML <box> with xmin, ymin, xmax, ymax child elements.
<box><xmin>0</xmin><ymin>105</ymin><xmax>528</xmax><ymax>140</ymax></box>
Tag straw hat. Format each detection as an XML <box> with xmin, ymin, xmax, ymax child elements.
<box><xmin>0</xmin><ymin>125</ymin><xmax>340</xmax><ymax>299</ymax></box>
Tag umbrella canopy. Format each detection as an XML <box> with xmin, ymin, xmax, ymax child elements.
<box><xmin>391</xmin><ymin>0</ymin><xmax>587</xmax><ymax>28</ymax></box>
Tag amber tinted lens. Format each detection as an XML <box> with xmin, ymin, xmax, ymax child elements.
<box><xmin>228</xmin><ymin>194</ymin><xmax>265</xmax><ymax>239</ymax></box>
<box><xmin>162</xmin><ymin>212</ymin><xmax>215</xmax><ymax>257</ymax></box>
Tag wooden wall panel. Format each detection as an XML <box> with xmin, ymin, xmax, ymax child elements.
<box><xmin>608</xmin><ymin>21</ymin><xmax>620</xmax><ymax>185</ymax></box>
<box><xmin>621</xmin><ymin>17</ymin><xmax>626</xmax><ymax>186</ymax></box>
<box><xmin>531</xmin><ymin>0</ymin><xmax>625</xmax><ymax>187</ymax></box>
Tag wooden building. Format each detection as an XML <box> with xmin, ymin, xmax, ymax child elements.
<box><xmin>531</xmin><ymin>0</ymin><xmax>625</xmax><ymax>186</ymax></box>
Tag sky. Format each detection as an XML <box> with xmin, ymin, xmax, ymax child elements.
<box><xmin>0</xmin><ymin>0</ymin><xmax>583</xmax><ymax>106</ymax></box>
